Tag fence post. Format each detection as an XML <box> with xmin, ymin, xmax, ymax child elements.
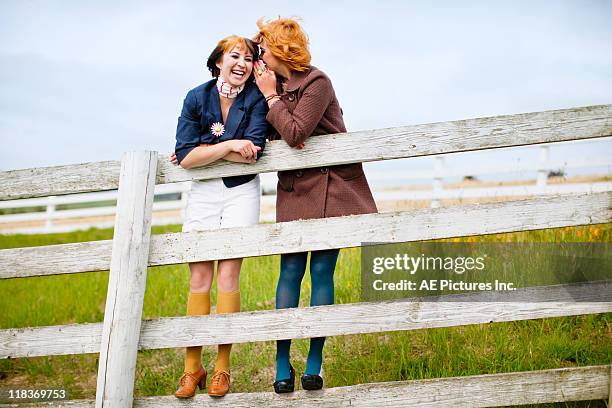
<box><xmin>45</xmin><ymin>196</ymin><xmax>56</xmax><ymax>231</ymax></box>
<box><xmin>95</xmin><ymin>151</ymin><xmax>158</xmax><ymax>408</ymax></box>
<box><xmin>536</xmin><ymin>145</ymin><xmax>549</xmax><ymax>193</ymax></box>
<box><xmin>431</xmin><ymin>156</ymin><xmax>445</xmax><ymax>208</ymax></box>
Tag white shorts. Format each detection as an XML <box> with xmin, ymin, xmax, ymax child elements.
<box><xmin>182</xmin><ymin>175</ymin><xmax>261</xmax><ymax>232</ymax></box>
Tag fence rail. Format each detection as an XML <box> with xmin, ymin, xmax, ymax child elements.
<box><xmin>128</xmin><ymin>365</ymin><xmax>612</xmax><ymax>407</ymax></box>
<box><xmin>1</xmin><ymin>366</ymin><xmax>608</xmax><ymax>408</ymax></box>
<box><xmin>1</xmin><ymin>104</ymin><xmax>611</xmax><ymax>407</ymax></box>
<box><xmin>1</xmin><ymin>191</ymin><xmax>609</xmax><ymax>279</ymax></box>
<box><xmin>1</xmin><ymin>151</ymin><xmax>611</xmax><ymax>234</ymax></box>
<box><xmin>2</xmin><ymin>280</ymin><xmax>610</xmax><ymax>359</ymax></box>
<box><xmin>2</xmin><ymin>104</ymin><xmax>610</xmax><ymax>200</ymax></box>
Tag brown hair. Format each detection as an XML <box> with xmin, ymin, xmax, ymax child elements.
<box><xmin>254</xmin><ymin>17</ymin><xmax>311</xmax><ymax>72</ymax></box>
<box><xmin>206</xmin><ymin>35</ymin><xmax>259</xmax><ymax>78</ymax></box>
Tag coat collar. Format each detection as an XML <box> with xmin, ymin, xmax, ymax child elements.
<box><xmin>208</xmin><ymin>83</ymin><xmax>222</xmax><ymax>123</ymax></box>
<box><xmin>284</xmin><ymin>66</ymin><xmax>315</xmax><ymax>92</ymax></box>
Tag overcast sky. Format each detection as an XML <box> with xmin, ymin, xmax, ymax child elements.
<box><xmin>0</xmin><ymin>0</ymin><xmax>610</xmax><ymax>184</ymax></box>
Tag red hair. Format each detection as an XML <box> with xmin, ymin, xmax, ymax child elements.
<box><xmin>206</xmin><ymin>35</ymin><xmax>259</xmax><ymax>78</ymax></box>
<box><xmin>254</xmin><ymin>17</ymin><xmax>311</xmax><ymax>72</ymax></box>
<box><xmin>218</xmin><ymin>35</ymin><xmax>257</xmax><ymax>55</ymax></box>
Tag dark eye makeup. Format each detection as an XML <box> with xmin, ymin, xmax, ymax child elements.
<box><xmin>229</xmin><ymin>52</ymin><xmax>253</xmax><ymax>62</ymax></box>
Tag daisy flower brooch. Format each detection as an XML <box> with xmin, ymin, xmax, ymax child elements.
<box><xmin>210</xmin><ymin>122</ymin><xmax>225</xmax><ymax>137</ymax></box>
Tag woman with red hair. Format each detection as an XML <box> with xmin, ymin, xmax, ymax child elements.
<box><xmin>253</xmin><ymin>18</ymin><xmax>377</xmax><ymax>393</ymax></box>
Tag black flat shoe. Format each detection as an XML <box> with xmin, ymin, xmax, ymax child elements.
<box><xmin>273</xmin><ymin>364</ymin><xmax>295</xmax><ymax>394</ymax></box>
<box><xmin>301</xmin><ymin>373</ymin><xmax>323</xmax><ymax>390</ymax></box>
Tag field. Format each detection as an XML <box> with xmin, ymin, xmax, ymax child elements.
<box><xmin>0</xmin><ymin>223</ymin><xmax>610</xmax><ymax>407</ymax></box>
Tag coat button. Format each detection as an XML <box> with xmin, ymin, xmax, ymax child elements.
<box><xmin>288</xmin><ymin>94</ymin><xmax>295</xmax><ymax>101</ymax></box>
<box><xmin>320</xmin><ymin>168</ymin><xmax>328</xmax><ymax>174</ymax></box>
<box><xmin>295</xmin><ymin>170</ymin><xmax>303</xmax><ymax>177</ymax></box>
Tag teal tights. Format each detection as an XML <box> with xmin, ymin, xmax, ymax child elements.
<box><xmin>275</xmin><ymin>249</ymin><xmax>340</xmax><ymax>381</ymax></box>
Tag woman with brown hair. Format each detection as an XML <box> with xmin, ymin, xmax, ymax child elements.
<box><xmin>170</xmin><ymin>35</ymin><xmax>267</xmax><ymax>398</ymax></box>
<box><xmin>252</xmin><ymin>18</ymin><xmax>377</xmax><ymax>393</ymax></box>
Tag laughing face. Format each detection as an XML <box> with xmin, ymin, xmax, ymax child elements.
<box><xmin>216</xmin><ymin>45</ymin><xmax>254</xmax><ymax>87</ymax></box>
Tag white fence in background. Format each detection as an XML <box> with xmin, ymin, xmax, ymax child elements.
<box><xmin>366</xmin><ymin>147</ymin><xmax>612</xmax><ymax>208</ymax></box>
<box><xmin>0</xmin><ymin>183</ymin><xmax>190</xmax><ymax>234</ymax></box>
<box><xmin>1</xmin><ymin>144</ymin><xmax>610</xmax><ymax>234</ymax></box>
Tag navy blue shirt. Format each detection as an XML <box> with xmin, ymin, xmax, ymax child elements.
<box><xmin>175</xmin><ymin>79</ymin><xmax>268</xmax><ymax>187</ymax></box>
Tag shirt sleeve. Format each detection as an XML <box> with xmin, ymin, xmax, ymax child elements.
<box><xmin>266</xmin><ymin>75</ymin><xmax>333</xmax><ymax>148</ymax></box>
<box><xmin>242</xmin><ymin>96</ymin><xmax>269</xmax><ymax>160</ymax></box>
<box><xmin>174</xmin><ymin>90</ymin><xmax>201</xmax><ymax>165</ymax></box>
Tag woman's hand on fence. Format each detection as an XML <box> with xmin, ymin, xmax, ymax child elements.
<box><xmin>169</xmin><ymin>152</ymin><xmax>178</xmax><ymax>165</ymax></box>
<box><xmin>229</xmin><ymin>140</ymin><xmax>260</xmax><ymax>161</ymax></box>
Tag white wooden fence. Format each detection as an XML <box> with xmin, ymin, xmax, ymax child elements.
<box><xmin>1</xmin><ymin>104</ymin><xmax>611</xmax><ymax>407</ymax></box>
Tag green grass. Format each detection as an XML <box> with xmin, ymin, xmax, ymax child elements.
<box><xmin>0</xmin><ymin>224</ymin><xmax>610</xmax><ymax>406</ymax></box>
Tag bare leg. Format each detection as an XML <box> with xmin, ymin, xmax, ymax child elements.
<box><xmin>189</xmin><ymin>261</ymin><xmax>214</xmax><ymax>293</ymax></box>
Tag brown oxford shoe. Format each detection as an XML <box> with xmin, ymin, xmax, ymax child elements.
<box><xmin>174</xmin><ymin>366</ymin><xmax>207</xmax><ymax>398</ymax></box>
<box><xmin>208</xmin><ymin>369</ymin><xmax>230</xmax><ymax>397</ymax></box>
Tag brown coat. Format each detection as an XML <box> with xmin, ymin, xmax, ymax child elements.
<box><xmin>267</xmin><ymin>66</ymin><xmax>378</xmax><ymax>222</ymax></box>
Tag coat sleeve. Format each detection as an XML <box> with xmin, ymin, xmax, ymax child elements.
<box><xmin>242</xmin><ymin>95</ymin><xmax>269</xmax><ymax>160</ymax></box>
<box><xmin>266</xmin><ymin>75</ymin><xmax>333</xmax><ymax>147</ymax></box>
<box><xmin>174</xmin><ymin>90</ymin><xmax>201</xmax><ymax>165</ymax></box>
